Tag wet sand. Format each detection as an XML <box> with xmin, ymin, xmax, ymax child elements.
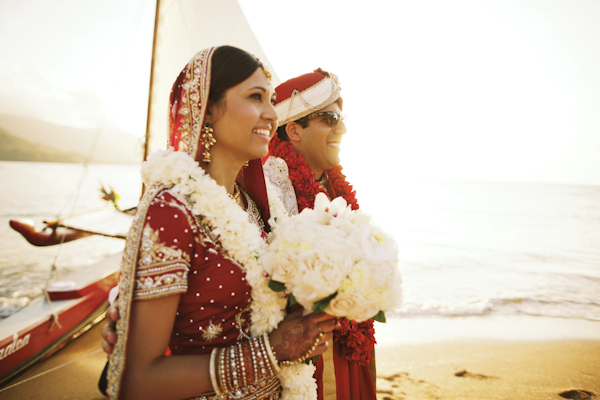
<box><xmin>375</xmin><ymin>316</ymin><xmax>600</xmax><ymax>400</ymax></box>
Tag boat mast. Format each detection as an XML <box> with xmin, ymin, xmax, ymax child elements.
<box><xmin>143</xmin><ymin>0</ymin><xmax>161</xmax><ymax>163</ymax></box>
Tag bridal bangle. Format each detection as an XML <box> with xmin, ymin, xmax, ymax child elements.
<box><xmin>209</xmin><ymin>335</ymin><xmax>277</xmax><ymax>396</ymax></box>
<box><xmin>209</xmin><ymin>347</ymin><xmax>222</xmax><ymax>395</ymax></box>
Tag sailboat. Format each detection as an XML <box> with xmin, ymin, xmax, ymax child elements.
<box><xmin>0</xmin><ymin>0</ymin><xmax>278</xmax><ymax>389</ymax></box>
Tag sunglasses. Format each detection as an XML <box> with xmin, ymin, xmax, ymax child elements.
<box><xmin>304</xmin><ymin>111</ymin><xmax>346</xmax><ymax>126</ymax></box>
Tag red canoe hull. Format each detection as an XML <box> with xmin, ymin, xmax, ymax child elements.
<box><xmin>0</xmin><ymin>253</ymin><xmax>120</xmax><ymax>385</ymax></box>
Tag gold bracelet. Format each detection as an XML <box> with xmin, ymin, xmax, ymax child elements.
<box><xmin>209</xmin><ymin>347</ymin><xmax>222</xmax><ymax>395</ymax></box>
<box><xmin>279</xmin><ymin>332</ymin><xmax>325</xmax><ymax>366</ymax></box>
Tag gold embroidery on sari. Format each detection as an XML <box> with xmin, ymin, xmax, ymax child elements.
<box><xmin>235</xmin><ymin>305</ymin><xmax>251</xmax><ymax>340</ymax></box>
<box><xmin>134</xmin><ymin>223</ymin><xmax>190</xmax><ymax>298</ymax></box>
<box><xmin>201</xmin><ymin>319</ymin><xmax>223</xmax><ymax>342</ymax></box>
<box><xmin>241</xmin><ymin>188</ymin><xmax>266</xmax><ymax>234</ymax></box>
<box><xmin>134</xmin><ymin>262</ymin><xmax>189</xmax><ymax>299</ymax></box>
<box><xmin>138</xmin><ymin>225</ymin><xmax>190</xmax><ymax>266</ymax></box>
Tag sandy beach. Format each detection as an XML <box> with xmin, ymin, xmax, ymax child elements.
<box><xmin>376</xmin><ymin>339</ymin><xmax>600</xmax><ymax>400</ymax></box>
<box><xmin>1</xmin><ymin>316</ymin><xmax>599</xmax><ymax>399</ymax></box>
<box><xmin>375</xmin><ymin>316</ymin><xmax>600</xmax><ymax>400</ymax></box>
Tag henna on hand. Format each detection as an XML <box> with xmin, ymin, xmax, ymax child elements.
<box><xmin>273</xmin><ymin>315</ymin><xmax>312</xmax><ymax>361</ymax></box>
<box><xmin>269</xmin><ymin>311</ymin><xmax>336</xmax><ymax>362</ymax></box>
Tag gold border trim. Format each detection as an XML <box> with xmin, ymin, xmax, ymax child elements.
<box><xmin>106</xmin><ymin>184</ymin><xmax>167</xmax><ymax>399</ymax></box>
<box><xmin>186</xmin><ymin>48</ymin><xmax>214</xmax><ymax>161</ymax></box>
<box><xmin>322</xmin><ymin>343</ymin><xmax>337</xmax><ymax>400</ymax></box>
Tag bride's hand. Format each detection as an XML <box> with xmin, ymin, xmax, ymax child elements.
<box><xmin>101</xmin><ymin>304</ymin><xmax>119</xmax><ymax>355</ymax></box>
<box><xmin>269</xmin><ymin>310</ymin><xmax>336</xmax><ymax>363</ymax></box>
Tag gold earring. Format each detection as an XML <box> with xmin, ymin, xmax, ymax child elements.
<box><xmin>201</xmin><ymin>121</ymin><xmax>217</xmax><ymax>162</ymax></box>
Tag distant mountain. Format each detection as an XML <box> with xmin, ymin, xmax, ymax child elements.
<box><xmin>0</xmin><ymin>127</ymin><xmax>86</xmax><ymax>163</ymax></box>
<box><xmin>0</xmin><ymin>114</ymin><xmax>143</xmax><ymax>165</ymax></box>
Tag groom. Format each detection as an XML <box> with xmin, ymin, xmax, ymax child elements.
<box><xmin>264</xmin><ymin>69</ymin><xmax>377</xmax><ymax>400</ymax></box>
<box><xmin>101</xmin><ymin>69</ymin><xmax>377</xmax><ymax>400</ymax></box>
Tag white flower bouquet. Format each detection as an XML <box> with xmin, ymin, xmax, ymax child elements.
<box><xmin>261</xmin><ymin>193</ymin><xmax>402</xmax><ymax>322</ymax></box>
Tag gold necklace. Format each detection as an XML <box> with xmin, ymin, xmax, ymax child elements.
<box><xmin>228</xmin><ymin>183</ymin><xmax>241</xmax><ymax>204</ymax></box>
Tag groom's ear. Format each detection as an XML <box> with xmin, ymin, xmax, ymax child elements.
<box><xmin>286</xmin><ymin>122</ymin><xmax>302</xmax><ymax>143</ymax></box>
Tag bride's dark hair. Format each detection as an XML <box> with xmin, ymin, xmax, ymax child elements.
<box><xmin>169</xmin><ymin>46</ymin><xmax>262</xmax><ymax>107</ymax></box>
<box><xmin>209</xmin><ymin>45</ymin><xmax>262</xmax><ymax>103</ymax></box>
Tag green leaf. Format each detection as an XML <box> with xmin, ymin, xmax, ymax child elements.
<box><xmin>371</xmin><ymin>311</ymin><xmax>386</xmax><ymax>323</ymax></box>
<box><xmin>268</xmin><ymin>280</ymin><xmax>286</xmax><ymax>292</ymax></box>
<box><xmin>289</xmin><ymin>294</ymin><xmax>298</xmax><ymax>306</ymax></box>
<box><xmin>311</xmin><ymin>292</ymin><xmax>338</xmax><ymax>314</ymax></box>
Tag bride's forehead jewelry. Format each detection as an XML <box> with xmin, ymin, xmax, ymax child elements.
<box><xmin>253</xmin><ymin>55</ymin><xmax>272</xmax><ymax>81</ymax></box>
<box><xmin>260</xmin><ymin>63</ymin><xmax>272</xmax><ymax>81</ymax></box>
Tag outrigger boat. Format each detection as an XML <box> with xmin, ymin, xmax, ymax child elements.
<box><xmin>0</xmin><ymin>210</ymin><xmax>132</xmax><ymax>385</ymax></box>
<box><xmin>0</xmin><ymin>0</ymin><xmax>277</xmax><ymax>391</ymax></box>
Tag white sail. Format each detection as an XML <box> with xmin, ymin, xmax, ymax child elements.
<box><xmin>146</xmin><ymin>0</ymin><xmax>279</xmax><ymax>156</ymax></box>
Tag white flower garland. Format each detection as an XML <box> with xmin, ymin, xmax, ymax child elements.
<box><xmin>141</xmin><ymin>149</ymin><xmax>316</xmax><ymax>400</ymax></box>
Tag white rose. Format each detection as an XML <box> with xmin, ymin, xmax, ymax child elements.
<box><xmin>269</xmin><ymin>252</ymin><xmax>302</xmax><ymax>284</ymax></box>
<box><xmin>326</xmin><ymin>291</ymin><xmax>380</xmax><ymax>322</ymax></box>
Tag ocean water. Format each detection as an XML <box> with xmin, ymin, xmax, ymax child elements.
<box><xmin>371</xmin><ymin>180</ymin><xmax>600</xmax><ymax>321</ymax></box>
<box><xmin>1</xmin><ymin>161</ymin><xmax>599</xmax><ymax>322</ymax></box>
<box><xmin>0</xmin><ymin>161</ymin><xmax>141</xmax><ymax>318</ymax></box>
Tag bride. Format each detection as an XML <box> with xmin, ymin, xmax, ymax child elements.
<box><xmin>106</xmin><ymin>45</ymin><xmax>336</xmax><ymax>400</ymax></box>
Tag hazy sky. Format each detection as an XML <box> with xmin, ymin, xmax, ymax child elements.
<box><xmin>0</xmin><ymin>0</ymin><xmax>153</xmax><ymax>132</ymax></box>
<box><xmin>239</xmin><ymin>0</ymin><xmax>600</xmax><ymax>187</ymax></box>
<box><xmin>1</xmin><ymin>0</ymin><xmax>599</xmax><ymax>186</ymax></box>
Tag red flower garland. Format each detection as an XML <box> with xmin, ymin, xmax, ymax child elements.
<box><xmin>335</xmin><ymin>319</ymin><xmax>377</xmax><ymax>366</ymax></box>
<box><xmin>269</xmin><ymin>136</ymin><xmax>375</xmax><ymax>366</ymax></box>
<box><xmin>268</xmin><ymin>136</ymin><xmax>359</xmax><ymax>211</ymax></box>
